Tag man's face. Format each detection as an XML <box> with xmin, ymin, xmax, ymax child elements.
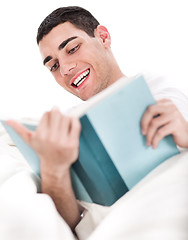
<box><xmin>39</xmin><ymin>22</ymin><xmax>118</xmax><ymax>100</ymax></box>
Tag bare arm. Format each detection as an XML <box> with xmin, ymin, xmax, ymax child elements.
<box><xmin>41</xmin><ymin>165</ymin><xmax>83</xmax><ymax>230</ymax></box>
<box><xmin>141</xmin><ymin>99</ymin><xmax>188</xmax><ymax>149</ymax></box>
<box><xmin>7</xmin><ymin>109</ymin><xmax>83</xmax><ymax>230</ymax></box>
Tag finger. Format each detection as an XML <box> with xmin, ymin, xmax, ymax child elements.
<box><xmin>141</xmin><ymin>103</ymin><xmax>167</xmax><ymax>135</ymax></box>
<box><xmin>36</xmin><ymin>111</ymin><xmax>50</xmax><ymax>138</ymax></box>
<box><xmin>141</xmin><ymin>104</ymin><xmax>159</xmax><ymax>135</ymax></box>
<box><xmin>6</xmin><ymin>120</ymin><xmax>34</xmax><ymax>145</ymax></box>
<box><xmin>49</xmin><ymin>107</ymin><xmax>62</xmax><ymax>137</ymax></box>
<box><xmin>151</xmin><ymin>123</ymin><xmax>174</xmax><ymax>149</ymax></box>
<box><xmin>146</xmin><ymin>114</ymin><xmax>171</xmax><ymax>146</ymax></box>
<box><xmin>69</xmin><ymin>118</ymin><xmax>81</xmax><ymax>140</ymax></box>
<box><xmin>59</xmin><ymin>115</ymin><xmax>72</xmax><ymax>138</ymax></box>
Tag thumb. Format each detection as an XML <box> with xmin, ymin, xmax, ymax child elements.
<box><xmin>6</xmin><ymin>120</ymin><xmax>34</xmax><ymax>145</ymax></box>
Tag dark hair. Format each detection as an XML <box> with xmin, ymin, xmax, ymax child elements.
<box><xmin>37</xmin><ymin>6</ymin><xmax>100</xmax><ymax>44</ymax></box>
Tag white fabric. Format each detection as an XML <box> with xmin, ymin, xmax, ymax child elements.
<box><xmin>0</xmin><ymin>74</ymin><xmax>188</xmax><ymax>240</ymax></box>
<box><xmin>76</xmin><ymin>150</ymin><xmax>188</xmax><ymax>240</ymax></box>
<box><xmin>87</xmin><ymin>150</ymin><xmax>188</xmax><ymax>240</ymax></box>
<box><xmin>0</xmin><ymin>140</ymin><xmax>76</xmax><ymax>240</ymax></box>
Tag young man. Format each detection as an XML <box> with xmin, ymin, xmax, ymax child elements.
<box><xmin>7</xmin><ymin>6</ymin><xmax>188</xmax><ymax>239</ymax></box>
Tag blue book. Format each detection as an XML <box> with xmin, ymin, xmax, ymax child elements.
<box><xmin>1</xmin><ymin>75</ymin><xmax>179</xmax><ymax>206</ymax></box>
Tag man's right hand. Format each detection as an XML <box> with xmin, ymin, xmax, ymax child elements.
<box><xmin>6</xmin><ymin>108</ymin><xmax>81</xmax><ymax>175</ymax></box>
<box><xmin>6</xmin><ymin>108</ymin><xmax>82</xmax><ymax>230</ymax></box>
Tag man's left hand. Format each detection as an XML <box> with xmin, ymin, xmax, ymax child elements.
<box><xmin>141</xmin><ymin>99</ymin><xmax>188</xmax><ymax>149</ymax></box>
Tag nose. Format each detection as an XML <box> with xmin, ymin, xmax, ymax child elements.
<box><xmin>59</xmin><ymin>62</ymin><xmax>77</xmax><ymax>77</ymax></box>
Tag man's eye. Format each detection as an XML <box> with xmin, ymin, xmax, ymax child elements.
<box><xmin>50</xmin><ymin>62</ymin><xmax>59</xmax><ymax>72</ymax></box>
<box><xmin>68</xmin><ymin>45</ymin><xmax>80</xmax><ymax>54</ymax></box>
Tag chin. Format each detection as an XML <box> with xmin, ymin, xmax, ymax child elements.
<box><xmin>80</xmin><ymin>96</ymin><xmax>90</xmax><ymax>101</ymax></box>
<box><xmin>78</xmin><ymin>87</ymin><xmax>98</xmax><ymax>101</ymax></box>
<box><xmin>79</xmin><ymin>91</ymin><xmax>94</xmax><ymax>101</ymax></box>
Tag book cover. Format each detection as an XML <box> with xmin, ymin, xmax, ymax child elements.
<box><xmin>1</xmin><ymin>75</ymin><xmax>179</xmax><ymax>206</ymax></box>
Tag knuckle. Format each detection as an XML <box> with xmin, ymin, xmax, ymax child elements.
<box><xmin>156</xmin><ymin>128</ymin><xmax>164</xmax><ymax>138</ymax></box>
<box><xmin>170</xmin><ymin>106</ymin><xmax>179</xmax><ymax>118</ymax></box>
<box><xmin>173</xmin><ymin>105</ymin><xmax>178</xmax><ymax>113</ymax></box>
<box><xmin>162</xmin><ymin>98</ymin><xmax>171</xmax><ymax>103</ymax></box>
<box><xmin>61</xmin><ymin>114</ymin><xmax>70</xmax><ymax>122</ymax></box>
<box><xmin>169</xmin><ymin>102</ymin><xmax>176</xmax><ymax>109</ymax></box>
<box><xmin>61</xmin><ymin>115</ymin><xmax>68</xmax><ymax>123</ymax></box>
<box><xmin>44</xmin><ymin>111</ymin><xmax>50</xmax><ymax>118</ymax></box>
<box><xmin>61</xmin><ymin>140</ymin><xmax>77</xmax><ymax>150</ymax></box>
<box><xmin>64</xmin><ymin>115</ymin><xmax>70</xmax><ymax>120</ymax></box>
<box><xmin>46</xmin><ymin>137</ymin><xmax>56</xmax><ymax>147</ymax></box>
<box><xmin>150</xmin><ymin>118</ymin><xmax>158</xmax><ymax>128</ymax></box>
<box><xmin>166</xmin><ymin>100</ymin><xmax>176</xmax><ymax>110</ymax></box>
<box><xmin>51</xmin><ymin>106</ymin><xmax>60</xmax><ymax>113</ymax></box>
<box><xmin>75</xmin><ymin>119</ymin><xmax>81</xmax><ymax>131</ymax></box>
<box><xmin>173</xmin><ymin>111</ymin><xmax>179</xmax><ymax>119</ymax></box>
<box><xmin>140</xmin><ymin>116</ymin><xmax>145</xmax><ymax>126</ymax></box>
<box><xmin>146</xmin><ymin>105</ymin><xmax>153</xmax><ymax>114</ymax></box>
<box><xmin>72</xmin><ymin>118</ymin><xmax>81</xmax><ymax>131</ymax></box>
<box><xmin>37</xmin><ymin>134</ymin><xmax>46</xmax><ymax>143</ymax></box>
<box><xmin>60</xmin><ymin>143</ymin><xmax>76</xmax><ymax>154</ymax></box>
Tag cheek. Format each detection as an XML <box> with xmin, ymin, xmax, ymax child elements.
<box><xmin>79</xmin><ymin>44</ymin><xmax>101</xmax><ymax>64</ymax></box>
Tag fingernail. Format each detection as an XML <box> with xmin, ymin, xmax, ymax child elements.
<box><xmin>152</xmin><ymin>144</ymin><xmax>157</xmax><ymax>149</ymax></box>
<box><xmin>146</xmin><ymin>141</ymin><xmax>151</xmax><ymax>146</ymax></box>
<box><xmin>142</xmin><ymin>130</ymin><xmax>146</xmax><ymax>135</ymax></box>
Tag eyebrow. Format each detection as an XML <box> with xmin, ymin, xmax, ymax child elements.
<box><xmin>43</xmin><ymin>56</ymin><xmax>52</xmax><ymax>65</ymax></box>
<box><xmin>43</xmin><ymin>36</ymin><xmax>78</xmax><ymax>66</ymax></box>
<box><xmin>58</xmin><ymin>36</ymin><xmax>78</xmax><ymax>50</ymax></box>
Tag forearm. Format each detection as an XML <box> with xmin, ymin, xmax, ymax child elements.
<box><xmin>41</xmin><ymin>167</ymin><xmax>83</xmax><ymax>230</ymax></box>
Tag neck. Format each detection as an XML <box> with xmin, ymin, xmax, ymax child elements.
<box><xmin>107</xmin><ymin>52</ymin><xmax>125</xmax><ymax>85</ymax></box>
<box><xmin>108</xmin><ymin>65</ymin><xmax>125</xmax><ymax>87</ymax></box>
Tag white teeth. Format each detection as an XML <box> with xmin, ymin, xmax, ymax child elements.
<box><xmin>73</xmin><ymin>70</ymin><xmax>90</xmax><ymax>86</ymax></box>
<box><xmin>77</xmin><ymin>78</ymin><xmax>86</xmax><ymax>87</ymax></box>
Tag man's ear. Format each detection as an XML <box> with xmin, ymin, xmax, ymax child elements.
<box><xmin>95</xmin><ymin>25</ymin><xmax>111</xmax><ymax>47</ymax></box>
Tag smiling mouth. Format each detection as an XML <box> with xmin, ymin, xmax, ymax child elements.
<box><xmin>71</xmin><ymin>69</ymin><xmax>90</xmax><ymax>88</ymax></box>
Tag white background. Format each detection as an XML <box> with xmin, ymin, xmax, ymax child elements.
<box><xmin>0</xmin><ymin>0</ymin><xmax>187</xmax><ymax>119</ymax></box>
